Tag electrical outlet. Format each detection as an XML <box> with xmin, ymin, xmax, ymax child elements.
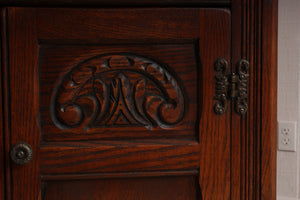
<box><xmin>278</xmin><ymin>121</ymin><xmax>297</xmax><ymax>152</ymax></box>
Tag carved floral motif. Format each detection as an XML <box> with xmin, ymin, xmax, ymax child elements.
<box><xmin>50</xmin><ymin>53</ymin><xmax>186</xmax><ymax>130</ymax></box>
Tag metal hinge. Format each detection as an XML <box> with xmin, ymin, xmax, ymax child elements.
<box><xmin>213</xmin><ymin>58</ymin><xmax>250</xmax><ymax>115</ymax></box>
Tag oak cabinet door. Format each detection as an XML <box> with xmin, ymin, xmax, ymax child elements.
<box><xmin>7</xmin><ymin>8</ymin><xmax>231</xmax><ymax>199</ymax></box>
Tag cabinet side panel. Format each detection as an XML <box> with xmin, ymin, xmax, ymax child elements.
<box><xmin>261</xmin><ymin>0</ymin><xmax>278</xmax><ymax>199</ymax></box>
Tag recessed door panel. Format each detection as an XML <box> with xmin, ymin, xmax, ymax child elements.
<box><xmin>42</xmin><ymin>175</ymin><xmax>200</xmax><ymax>200</ymax></box>
<box><xmin>7</xmin><ymin>8</ymin><xmax>230</xmax><ymax>200</ymax></box>
<box><xmin>39</xmin><ymin>44</ymin><xmax>198</xmax><ymax>141</ymax></box>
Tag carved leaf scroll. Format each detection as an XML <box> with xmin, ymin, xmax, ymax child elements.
<box><xmin>50</xmin><ymin>53</ymin><xmax>186</xmax><ymax>130</ymax></box>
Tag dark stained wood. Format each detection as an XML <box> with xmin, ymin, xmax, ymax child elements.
<box><xmin>4</xmin><ymin>7</ymin><xmax>233</xmax><ymax>200</ymax></box>
<box><xmin>1</xmin><ymin>8</ymin><xmax>11</xmax><ymax>200</ymax></box>
<box><xmin>42</xmin><ymin>175</ymin><xmax>200</xmax><ymax>200</ymax></box>
<box><xmin>0</xmin><ymin>1</ymin><xmax>278</xmax><ymax>200</ymax></box>
<box><xmin>230</xmin><ymin>1</ymin><xmax>278</xmax><ymax>199</ymax></box>
<box><xmin>0</xmin><ymin>0</ymin><xmax>231</xmax><ymax>6</ymax></box>
<box><xmin>198</xmin><ymin>9</ymin><xmax>231</xmax><ymax>200</ymax></box>
<box><xmin>231</xmin><ymin>0</ymin><xmax>261</xmax><ymax>199</ymax></box>
<box><xmin>230</xmin><ymin>1</ymin><xmax>242</xmax><ymax>199</ymax></box>
<box><xmin>240</xmin><ymin>1</ymin><xmax>264</xmax><ymax>199</ymax></box>
<box><xmin>40</xmin><ymin>140</ymin><xmax>200</xmax><ymax>174</ymax></box>
<box><xmin>36</xmin><ymin>8</ymin><xmax>200</xmax><ymax>40</ymax></box>
<box><xmin>0</xmin><ymin>8</ymin><xmax>5</xmax><ymax>200</ymax></box>
<box><xmin>239</xmin><ymin>0</ymin><xmax>259</xmax><ymax>198</ymax></box>
<box><xmin>7</xmin><ymin>8</ymin><xmax>41</xmax><ymax>200</ymax></box>
<box><xmin>41</xmin><ymin>170</ymin><xmax>199</xmax><ymax>180</ymax></box>
<box><xmin>39</xmin><ymin>44</ymin><xmax>198</xmax><ymax>141</ymax></box>
<box><xmin>261</xmin><ymin>0</ymin><xmax>278</xmax><ymax>199</ymax></box>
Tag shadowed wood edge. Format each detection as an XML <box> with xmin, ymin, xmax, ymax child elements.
<box><xmin>41</xmin><ymin>170</ymin><xmax>199</xmax><ymax>180</ymax></box>
<box><xmin>0</xmin><ymin>0</ymin><xmax>231</xmax><ymax>7</ymax></box>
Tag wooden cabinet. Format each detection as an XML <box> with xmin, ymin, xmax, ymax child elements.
<box><xmin>0</xmin><ymin>1</ymin><xmax>277</xmax><ymax>200</ymax></box>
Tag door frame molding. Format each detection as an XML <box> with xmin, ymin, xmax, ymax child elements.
<box><xmin>232</xmin><ymin>0</ymin><xmax>277</xmax><ymax>199</ymax></box>
<box><xmin>0</xmin><ymin>1</ymin><xmax>278</xmax><ymax>199</ymax></box>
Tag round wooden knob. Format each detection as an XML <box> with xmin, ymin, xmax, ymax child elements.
<box><xmin>10</xmin><ymin>142</ymin><xmax>33</xmax><ymax>165</ymax></box>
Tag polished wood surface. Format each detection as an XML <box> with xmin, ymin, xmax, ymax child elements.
<box><xmin>0</xmin><ymin>0</ymin><xmax>230</xmax><ymax>6</ymax></box>
<box><xmin>261</xmin><ymin>0</ymin><xmax>278</xmax><ymax>199</ymax></box>
<box><xmin>230</xmin><ymin>1</ymin><xmax>278</xmax><ymax>199</ymax></box>
<box><xmin>6</xmin><ymin>8</ymin><xmax>40</xmax><ymax>200</ymax></box>
<box><xmin>0</xmin><ymin>8</ymin><xmax>5</xmax><ymax>200</ymax></box>
<box><xmin>40</xmin><ymin>140</ymin><xmax>200</xmax><ymax>174</ymax></box>
<box><xmin>4</xmin><ymin>7</ymin><xmax>231</xmax><ymax>200</ymax></box>
<box><xmin>39</xmin><ymin>44</ymin><xmax>197</xmax><ymax>141</ymax></box>
<box><xmin>0</xmin><ymin>1</ymin><xmax>278</xmax><ymax>199</ymax></box>
<box><xmin>42</xmin><ymin>175</ymin><xmax>200</xmax><ymax>200</ymax></box>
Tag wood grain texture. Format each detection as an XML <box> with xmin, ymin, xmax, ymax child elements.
<box><xmin>231</xmin><ymin>1</ymin><xmax>277</xmax><ymax>199</ymax></box>
<box><xmin>41</xmin><ymin>170</ymin><xmax>199</xmax><ymax>180</ymax></box>
<box><xmin>1</xmin><ymin>2</ymin><xmax>278</xmax><ymax>199</ymax></box>
<box><xmin>4</xmin><ymin>7</ymin><xmax>234</xmax><ymax>200</ymax></box>
<box><xmin>39</xmin><ymin>44</ymin><xmax>198</xmax><ymax>141</ymax></box>
<box><xmin>0</xmin><ymin>8</ymin><xmax>5</xmax><ymax>200</ymax></box>
<box><xmin>261</xmin><ymin>0</ymin><xmax>278</xmax><ymax>199</ymax></box>
<box><xmin>231</xmin><ymin>0</ymin><xmax>260</xmax><ymax>199</ymax></box>
<box><xmin>36</xmin><ymin>8</ymin><xmax>200</xmax><ymax>40</ymax></box>
<box><xmin>198</xmin><ymin>9</ymin><xmax>231</xmax><ymax>200</ymax></box>
<box><xmin>230</xmin><ymin>1</ymin><xmax>242</xmax><ymax>199</ymax></box>
<box><xmin>42</xmin><ymin>176</ymin><xmax>201</xmax><ymax>200</ymax></box>
<box><xmin>40</xmin><ymin>140</ymin><xmax>200</xmax><ymax>174</ymax></box>
<box><xmin>7</xmin><ymin>8</ymin><xmax>41</xmax><ymax>200</ymax></box>
<box><xmin>5</xmin><ymin>8</ymin><xmax>209</xmax><ymax>200</ymax></box>
<box><xmin>0</xmin><ymin>0</ymin><xmax>230</xmax><ymax>6</ymax></box>
<box><xmin>1</xmin><ymin>8</ymin><xmax>11</xmax><ymax>200</ymax></box>
<box><xmin>241</xmin><ymin>1</ymin><xmax>263</xmax><ymax>199</ymax></box>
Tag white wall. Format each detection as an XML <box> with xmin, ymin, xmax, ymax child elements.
<box><xmin>277</xmin><ymin>0</ymin><xmax>300</xmax><ymax>199</ymax></box>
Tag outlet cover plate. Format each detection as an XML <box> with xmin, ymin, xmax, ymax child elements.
<box><xmin>278</xmin><ymin>121</ymin><xmax>297</xmax><ymax>152</ymax></box>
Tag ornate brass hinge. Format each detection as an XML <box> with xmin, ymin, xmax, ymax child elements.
<box><xmin>213</xmin><ymin>58</ymin><xmax>250</xmax><ymax>115</ymax></box>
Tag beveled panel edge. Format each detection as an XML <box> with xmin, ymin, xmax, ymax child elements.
<box><xmin>41</xmin><ymin>169</ymin><xmax>199</xmax><ymax>181</ymax></box>
<box><xmin>50</xmin><ymin>52</ymin><xmax>186</xmax><ymax>131</ymax></box>
<box><xmin>37</xmin><ymin>40</ymin><xmax>201</xmax><ymax>142</ymax></box>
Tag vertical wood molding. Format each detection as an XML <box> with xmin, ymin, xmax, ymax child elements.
<box><xmin>0</xmin><ymin>8</ymin><xmax>5</xmax><ymax>200</ymax></box>
<box><xmin>231</xmin><ymin>0</ymin><xmax>242</xmax><ymax>199</ymax></box>
<box><xmin>2</xmin><ymin>7</ymin><xmax>12</xmax><ymax>200</ymax></box>
<box><xmin>232</xmin><ymin>0</ymin><xmax>277</xmax><ymax>199</ymax></box>
<box><xmin>242</xmin><ymin>1</ymin><xmax>263</xmax><ymax>199</ymax></box>
<box><xmin>0</xmin><ymin>2</ymin><xmax>278</xmax><ymax>200</ymax></box>
<box><xmin>261</xmin><ymin>0</ymin><xmax>278</xmax><ymax>199</ymax></box>
<box><xmin>1</xmin><ymin>8</ymin><xmax>9</xmax><ymax>200</ymax></box>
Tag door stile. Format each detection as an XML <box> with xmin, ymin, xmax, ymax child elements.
<box><xmin>7</xmin><ymin>8</ymin><xmax>41</xmax><ymax>200</ymax></box>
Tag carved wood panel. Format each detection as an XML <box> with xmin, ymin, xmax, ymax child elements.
<box><xmin>5</xmin><ymin>7</ymin><xmax>236</xmax><ymax>200</ymax></box>
<box><xmin>51</xmin><ymin>53</ymin><xmax>186</xmax><ymax>130</ymax></box>
<box><xmin>39</xmin><ymin>44</ymin><xmax>199</xmax><ymax>141</ymax></box>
